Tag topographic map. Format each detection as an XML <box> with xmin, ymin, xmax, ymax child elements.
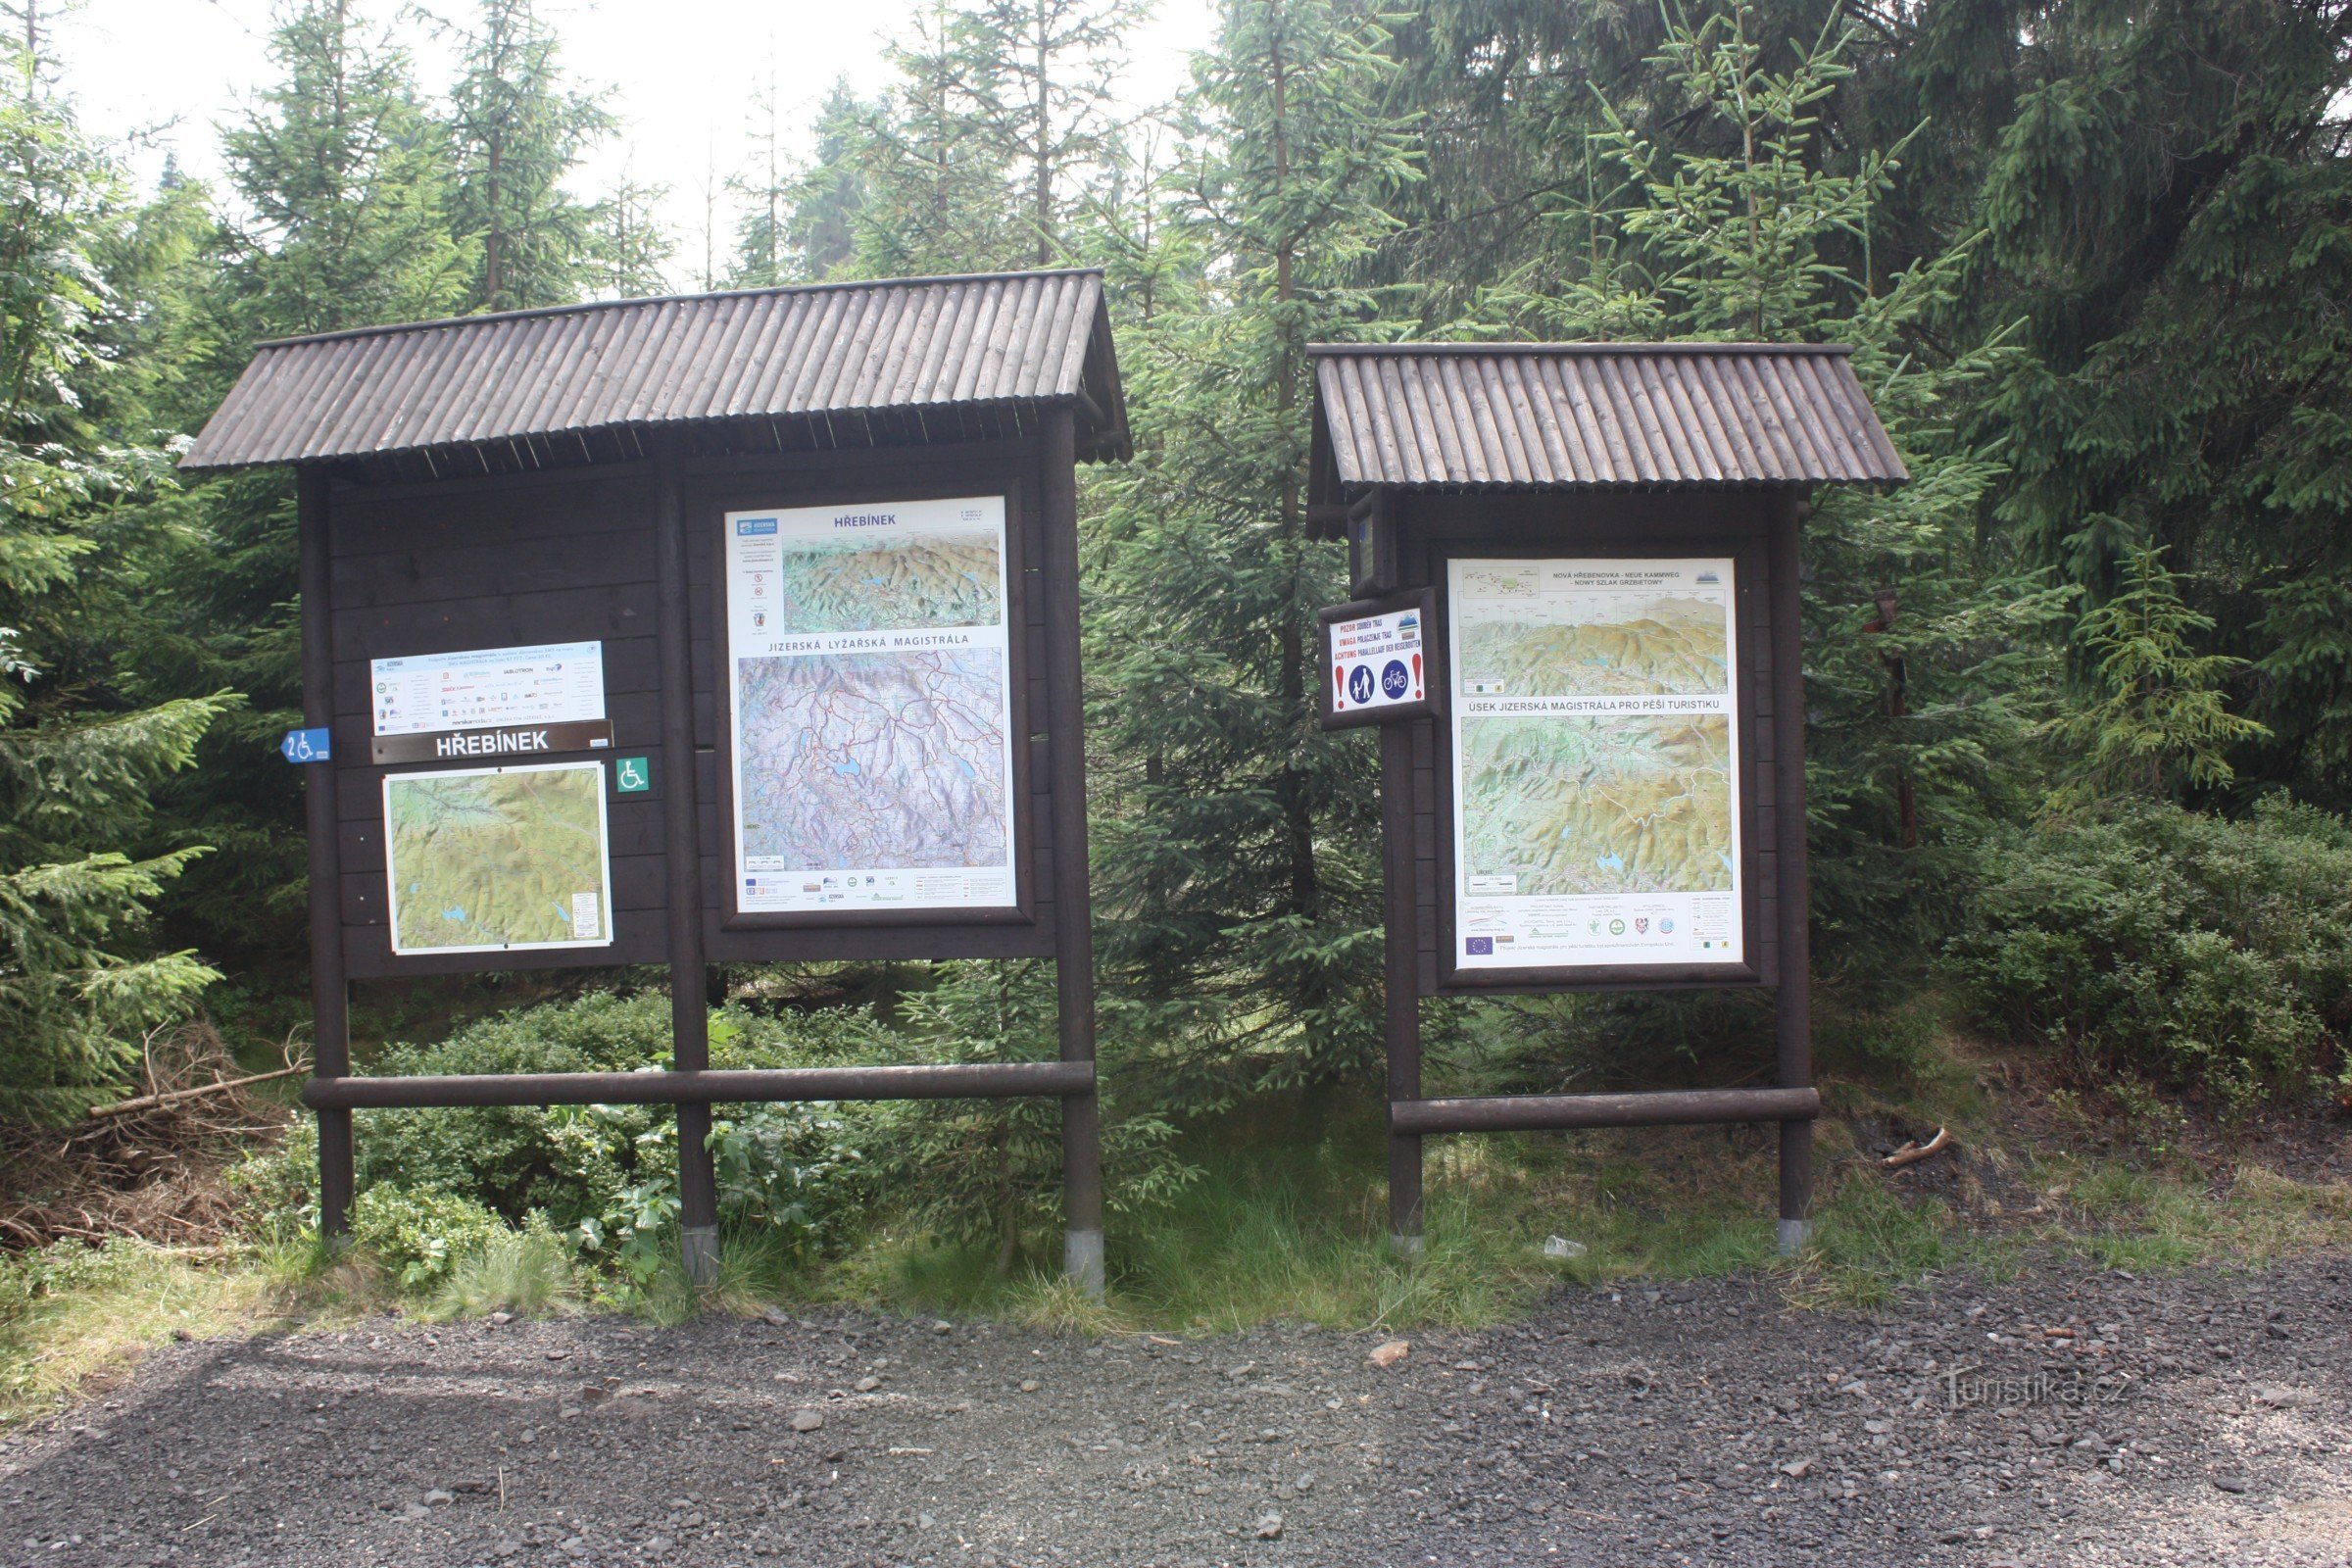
<box><xmin>734</xmin><ymin>651</ymin><xmax>1009</xmax><ymax>871</ymax></box>
<box><xmin>384</xmin><ymin>763</ymin><xmax>611</xmax><ymax>952</ymax></box>
<box><xmin>1459</xmin><ymin>713</ymin><xmax>1735</xmax><ymax>895</ymax></box>
<box><xmin>765</xmin><ymin>532</ymin><xmax>1001</xmax><ymax>632</ymax></box>
<box><xmin>1450</xmin><ymin>559</ymin><xmax>1741</xmax><ymax>918</ymax></box>
<box><xmin>1458</xmin><ymin>595</ymin><xmax>1730</xmax><ymax>697</ymax></box>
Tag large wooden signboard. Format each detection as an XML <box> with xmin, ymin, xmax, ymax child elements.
<box><xmin>187</xmin><ymin>270</ymin><xmax>1128</xmax><ymax>1291</ymax></box>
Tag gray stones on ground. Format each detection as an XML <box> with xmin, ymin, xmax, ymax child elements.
<box><xmin>789</xmin><ymin>1409</ymin><xmax>826</xmax><ymax>1433</ymax></box>
<box><xmin>1254</xmin><ymin>1512</ymin><xmax>1285</xmax><ymax>1540</ymax></box>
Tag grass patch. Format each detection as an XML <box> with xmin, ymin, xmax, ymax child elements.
<box><xmin>2034</xmin><ymin>1156</ymin><xmax>2352</xmax><ymax>1272</ymax></box>
<box><xmin>0</xmin><ymin>1238</ymin><xmax>379</xmax><ymax>1431</ymax></box>
<box><xmin>428</xmin><ymin>1228</ymin><xmax>579</xmax><ymax>1319</ymax></box>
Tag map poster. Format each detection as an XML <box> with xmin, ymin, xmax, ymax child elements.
<box><xmin>724</xmin><ymin>496</ymin><xmax>1018</xmax><ymax>916</ymax></box>
<box><xmin>1446</xmin><ymin>557</ymin><xmax>1743</xmax><ymax>972</ymax></box>
<box><xmin>382</xmin><ymin>760</ymin><xmax>614</xmax><ymax>956</ymax></box>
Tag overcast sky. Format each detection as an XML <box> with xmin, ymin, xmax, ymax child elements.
<box><xmin>48</xmin><ymin>0</ymin><xmax>1217</xmax><ymax>290</ymax></box>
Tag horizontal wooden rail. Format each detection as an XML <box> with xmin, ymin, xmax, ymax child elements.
<box><xmin>303</xmin><ymin>1060</ymin><xmax>1095</xmax><ymax>1110</ymax></box>
<box><xmin>1390</xmin><ymin>1086</ymin><xmax>1820</xmax><ymax>1136</ymax></box>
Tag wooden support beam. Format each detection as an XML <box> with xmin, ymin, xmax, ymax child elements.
<box><xmin>303</xmin><ymin>1060</ymin><xmax>1096</xmax><ymax>1109</ymax></box>
<box><xmin>298</xmin><ymin>466</ymin><xmax>355</xmax><ymax>1240</ymax></box>
<box><xmin>1391</xmin><ymin>1087</ymin><xmax>1821</xmax><ymax>1136</ymax></box>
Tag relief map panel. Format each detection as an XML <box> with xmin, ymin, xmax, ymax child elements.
<box><xmin>1448</xmin><ymin>558</ymin><xmax>1743</xmax><ymax>972</ymax></box>
<box><xmin>382</xmin><ymin>760</ymin><xmax>613</xmax><ymax>956</ymax></box>
<box><xmin>725</xmin><ymin>497</ymin><xmax>1018</xmax><ymax>915</ymax></box>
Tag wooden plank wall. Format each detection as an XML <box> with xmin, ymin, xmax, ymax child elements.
<box><xmin>1391</xmin><ymin>489</ymin><xmax>1781</xmax><ymax>997</ymax></box>
<box><xmin>325</xmin><ymin>440</ymin><xmax>1059</xmax><ymax>980</ymax></box>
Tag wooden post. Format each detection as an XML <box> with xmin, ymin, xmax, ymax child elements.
<box><xmin>1769</xmin><ymin>487</ymin><xmax>1815</xmax><ymax>1253</ymax></box>
<box><xmin>1040</xmin><ymin>406</ymin><xmax>1105</xmax><ymax>1296</ymax></box>
<box><xmin>297</xmin><ymin>466</ymin><xmax>355</xmax><ymax>1240</ymax></box>
<box><xmin>1382</xmin><ymin>717</ymin><xmax>1424</xmax><ymax>1256</ymax></box>
<box><xmin>654</xmin><ymin>438</ymin><xmax>719</xmax><ymax>1285</ymax></box>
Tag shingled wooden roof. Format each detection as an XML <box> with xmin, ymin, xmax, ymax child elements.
<box><xmin>1308</xmin><ymin>343</ymin><xmax>1905</xmax><ymax>510</ymax></box>
<box><xmin>183</xmin><ymin>270</ymin><xmax>1129</xmax><ymax>475</ymax></box>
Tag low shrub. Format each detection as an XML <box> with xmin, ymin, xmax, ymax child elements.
<box><xmin>1944</xmin><ymin>796</ymin><xmax>2352</xmax><ymax>1109</ymax></box>
<box><xmin>334</xmin><ymin>992</ymin><xmax>877</xmax><ymax>1279</ymax></box>
<box><xmin>348</xmin><ymin>1186</ymin><xmax>504</xmax><ymax>1289</ymax></box>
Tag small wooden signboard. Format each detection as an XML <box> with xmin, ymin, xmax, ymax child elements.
<box><xmin>1305</xmin><ymin>342</ymin><xmax>1910</xmax><ymax>1254</ymax></box>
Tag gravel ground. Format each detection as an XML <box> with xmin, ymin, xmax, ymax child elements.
<box><xmin>3</xmin><ymin>1253</ymin><xmax>2346</xmax><ymax>1567</ymax></box>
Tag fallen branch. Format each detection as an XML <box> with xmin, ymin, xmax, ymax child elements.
<box><xmin>86</xmin><ymin>1063</ymin><xmax>308</xmax><ymax>1122</ymax></box>
<box><xmin>1883</xmin><ymin>1127</ymin><xmax>1953</xmax><ymax>1169</ymax></box>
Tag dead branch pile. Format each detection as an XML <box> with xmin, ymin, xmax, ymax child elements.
<box><xmin>0</xmin><ymin>1022</ymin><xmax>302</xmax><ymax>1252</ymax></box>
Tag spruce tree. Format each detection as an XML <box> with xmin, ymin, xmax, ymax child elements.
<box><xmin>0</xmin><ymin>45</ymin><xmax>229</xmax><ymax>1120</ymax></box>
<box><xmin>789</xmin><ymin>83</ymin><xmax>872</xmax><ymax>281</ymax></box>
<box><xmin>961</xmin><ymin>0</ymin><xmax>1137</xmax><ymax>267</ymax></box>
<box><xmin>725</xmin><ymin>58</ymin><xmax>796</xmax><ymax>288</ymax></box>
<box><xmin>443</xmin><ymin>0</ymin><xmax>615</xmax><ymax>313</ymax></box>
<box><xmin>1086</xmin><ymin>0</ymin><xmax>1418</xmax><ymax>1100</ymax></box>
<box><xmin>855</xmin><ymin>0</ymin><xmax>1019</xmax><ymax>275</ymax></box>
<box><xmin>131</xmin><ymin>0</ymin><xmax>468</xmax><ymax>969</ymax></box>
<box><xmin>1956</xmin><ymin>0</ymin><xmax>2352</xmax><ymax>802</ymax></box>
<box><xmin>215</xmin><ymin>0</ymin><xmax>466</xmax><ymax>338</ymax></box>
<box><xmin>593</xmin><ymin>170</ymin><xmax>674</xmax><ymax>298</ymax></box>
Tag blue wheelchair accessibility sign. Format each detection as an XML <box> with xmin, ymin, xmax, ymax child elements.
<box><xmin>279</xmin><ymin>727</ymin><xmax>332</xmax><ymax>763</ymax></box>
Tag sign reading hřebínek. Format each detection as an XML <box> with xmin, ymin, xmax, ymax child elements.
<box><xmin>369</xmin><ymin>641</ymin><xmax>612</xmax><ymax>764</ymax></box>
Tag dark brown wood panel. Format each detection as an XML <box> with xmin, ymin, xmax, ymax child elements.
<box><xmin>323</xmin><ymin>437</ymin><xmax>1074</xmax><ymax>976</ymax></box>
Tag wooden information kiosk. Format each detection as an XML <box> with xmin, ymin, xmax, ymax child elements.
<box><xmin>1304</xmin><ymin>342</ymin><xmax>1907</xmax><ymax>1253</ymax></box>
<box><xmin>184</xmin><ymin>270</ymin><xmax>1130</xmax><ymax>1289</ymax></box>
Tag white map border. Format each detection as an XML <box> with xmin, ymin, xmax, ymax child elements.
<box><xmin>1446</xmin><ymin>556</ymin><xmax>1744</xmax><ymax>973</ymax></box>
<box><xmin>721</xmin><ymin>495</ymin><xmax>1019</xmax><ymax>917</ymax></box>
<box><xmin>382</xmin><ymin>759</ymin><xmax>614</xmax><ymax>956</ymax></box>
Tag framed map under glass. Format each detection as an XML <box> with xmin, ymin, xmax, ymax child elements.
<box><xmin>1446</xmin><ymin>557</ymin><xmax>1743</xmax><ymax>973</ymax></box>
<box><xmin>723</xmin><ymin>496</ymin><xmax>1018</xmax><ymax>917</ymax></box>
<box><xmin>382</xmin><ymin>760</ymin><xmax>613</xmax><ymax>956</ymax></box>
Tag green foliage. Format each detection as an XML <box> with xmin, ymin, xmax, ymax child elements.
<box><xmin>2043</xmin><ymin>544</ymin><xmax>2268</xmax><ymax>805</ymax></box>
<box><xmin>443</xmin><ymin>0</ymin><xmax>617</xmax><ymax>313</ymax></box>
<box><xmin>1956</xmin><ymin>0</ymin><xmax>2352</xmax><ymax>799</ymax></box>
<box><xmin>1945</xmin><ymin>796</ymin><xmax>2352</xmax><ymax>1109</ymax></box>
<box><xmin>215</xmin><ymin>2</ymin><xmax>468</xmax><ymax>339</ymax></box>
<box><xmin>0</xmin><ymin>54</ymin><xmax>227</xmax><ymax>1118</ymax></box>
<box><xmin>1084</xmin><ymin>0</ymin><xmax>1419</xmax><ymax>1104</ymax></box>
<box><xmin>349</xmin><ymin>1185</ymin><xmax>505</xmax><ymax>1290</ymax></box>
<box><xmin>343</xmin><ymin>993</ymin><xmax>872</xmax><ymax>1278</ymax></box>
<box><xmin>867</xmin><ymin>961</ymin><xmax>1193</xmax><ymax>1271</ymax></box>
